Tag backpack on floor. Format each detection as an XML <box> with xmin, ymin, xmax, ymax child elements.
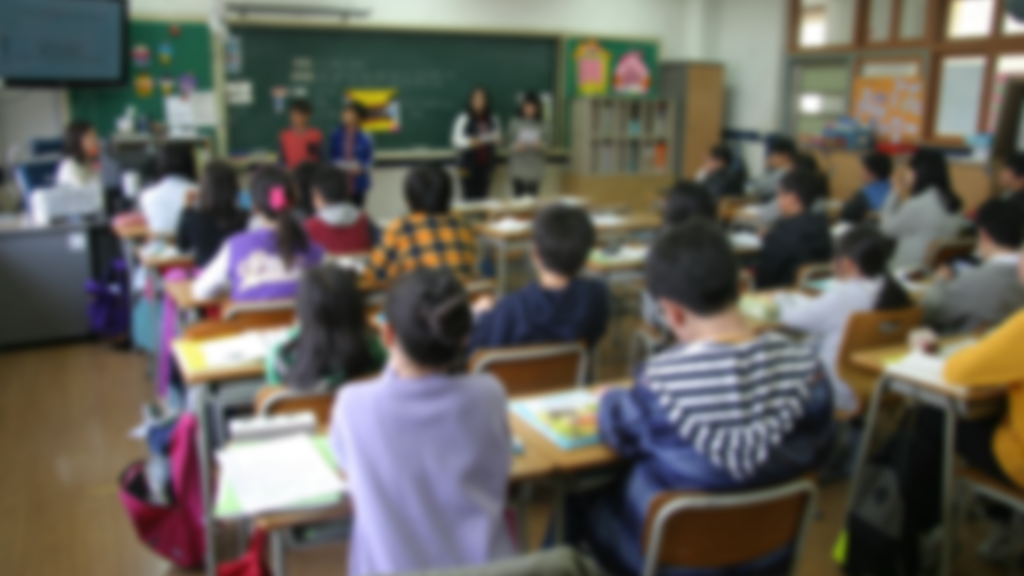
<box><xmin>217</xmin><ymin>529</ymin><xmax>270</xmax><ymax>576</ymax></box>
<box><xmin>87</xmin><ymin>258</ymin><xmax>129</xmax><ymax>340</ymax></box>
<box><xmin>118</xmin><ymin>413</ymin><xmax>206</xmax><ymax>569</ymax></box>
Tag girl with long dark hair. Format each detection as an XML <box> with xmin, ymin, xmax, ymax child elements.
<box><xmin>56</xmin><ymin>120</ymin><xmax>102</xmax><ymax>189</ymax></box>
<box><xmin>191</xmin><ymin>166</ymin><xmax>324</xmax><ymax>301</ymax></box>
<box><xmin>450</xmin><ymin>87</ymin><xmax>501</xmax><ymax>201</ymax></box>
<box><xmin>176</xmin><ymin>161</ymin><xmax>248</xmax><ymax>268</ymax></box>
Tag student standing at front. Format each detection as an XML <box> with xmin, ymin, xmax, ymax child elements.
<box><xmin>329</xmin><ymin>268</ymin><xmax>516</xmax><ymax>576</ymax></box>
<box><xmin>329</xmin><ymin>103</ymin><xmax>374</xmax><ymax>207</ymax></box>
<box><xmin>452</xmin><ymin>87</ymin><xmax>501</xmax><ymax>201</ymax></box>
<box><xmin>506</xmin><ymin>93</ymin><xmax>548</xmax><ymax>198</ymax></box>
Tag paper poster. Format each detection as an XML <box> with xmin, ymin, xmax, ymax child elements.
<box><xmin>158</xmin><ymin>42</ymin><xmax>174</xmax><ymax>66</ymax></box>
<box><xmin>132</xmin><ymin>44</ymin><xmax>151</xmax><ymax>68</ymax></box>
<box><xmin>575</xmin><ymin>40</ymin><xmax>611</xmax><ymax>96</ymax></box>
<box><xmin>851</xmin><ymin>76</ymin><xmax>923</xmax><ymax>143</ymax></box>
<box><xmin>134</xmin><ymin>73</ymin><xmax>154</xmax><ymax>98</ymax></box>
<box><xmin>271</xmin><ymin>86</ymin><xmax>289</xmax><ymax>113</ymax></box>
<box><xmin>226</xmin><ymin>80</ymin><xmax>253</xmax><ymax>106</ymax></box>
<box><xmin>159</xmin><ymin>77</ymin><xmax>176</xmax><ymax>96</ymax></box>
<box><xmin>178</xmin><ymin>73</ymin><xmax>196</xmax><ymax>96</ymax></box>
<box><xmin>346</xmin><ymin>88</ymin><xmax>401</xmax><ymax>133</ymax></box>
<box><xmin>190</xmin><ymin>91</ymin><xmax>219</xmax><ymax>126</ymax></box>
<box><xmin>614</xmin><ymin>51</ymin><xmax>652</xmax><ymax>95</ymax></box>
<box><xmin>164</xmin><ymin>96</ymin><xmax>196</xmax><ymax>136</ymax></box>
<box><xmin>225</xmin><ymin>36</ymin><xmax>243</xmax><ymax>75</ymax></box>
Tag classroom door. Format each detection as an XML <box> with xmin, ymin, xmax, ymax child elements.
<box><xmin>790</xmin><ymin>62</ymin><xmax>851</xmax><ymax>139</ymax></box>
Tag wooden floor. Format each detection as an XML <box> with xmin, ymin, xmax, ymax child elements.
<box><xmin>0</xmin><ymin>342</ymin><xmax>1014</xmax><ymax>576</ymax></box>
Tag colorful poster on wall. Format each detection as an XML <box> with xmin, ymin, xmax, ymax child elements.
<box><xmin>574</xmin><ymin>40</ymin><xmax>611</xmax><ymax>96</ymax></box>
<box><xmin>346</xmin><ymin>89</ymin><xmax>401</xmax><ymax>133</ymax></box>
<box><xmin>851</xmin><ymin>76</ymin><xmax>923</xmax><ymax>143</ymax></box>
<box><xmin>614</xmin><ymin>51</ymin><xmax>652</xmax><ymax>95</ymax></box>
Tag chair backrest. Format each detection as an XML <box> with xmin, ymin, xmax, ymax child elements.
<box><xmin>926</xmin><ymin>238</ymin><xmax>975</xmax><ymax>270</ymax></box>
<box><xmin>180</xmin><ymin>310</ymin><xmax>295</xmax><ymax>341</ymax></box>
<box><xmin>469</xmin><ymin>342</ymin><xmax>588</xmax><ymax>397</ymax></box>
<box><xmin>836</xmin><ymin>306</ymin><xmax>923</xmax><ymax>403</ymax></box>
<box><xmin>255</xmin><ymin>387</ymin><xmax>336</xmax><ymax>429</ymax></box>
<box><xmin>641</xmin><ymin>478</ymin><xmax>817</xmax><ymax>576</ymax></box>
<box><xmin>221</xmin><ymin>299</ymin><xmax>296</xmax><ymax>321</ymax></box>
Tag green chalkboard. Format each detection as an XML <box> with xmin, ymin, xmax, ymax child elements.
<box><xmin>69</xmin><ymin>21</ymin><xmax>214</xmax><ymax>137</ymax></box>
<box><xmin>227</xmin><ymin>26</ymin><xmax>557</xmax><ymax>153</ymax></box>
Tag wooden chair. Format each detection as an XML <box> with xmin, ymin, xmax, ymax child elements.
<box><xmin>469</xmin><ymin>342</ymin><xmax>588</xmax><ymax>397</ymax></box>
<box><xmin>836</xmin><ymin>307</ymin><xmax>923</xmax><ymax>411</ymax></box>
<box><xmin>641</xmin><ymin>478</ymin><xmax>817</xmax><ymax>576</ymax></box>
<box><xmin>926</xmin><ymin>238</ymin><xmax>975</xmax><ymax>270</ymax></box>
<box><xmin>254</xmin><ymin>387</ymin><xmax>336</xmax><ymax>429</ymax></box>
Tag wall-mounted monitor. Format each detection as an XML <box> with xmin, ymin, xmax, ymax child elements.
<box><xmin>0</xmin><ymin>0</ymin><xmax>128</xmax><ymax>87</ymax></box>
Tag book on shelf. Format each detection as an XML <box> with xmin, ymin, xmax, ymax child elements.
<box><xmin>511</xmin><ymin>390</ymin><xmax>600</xmax><ymax>450</ymax></box>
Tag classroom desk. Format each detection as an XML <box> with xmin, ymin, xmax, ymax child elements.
<box><xmin>454</xmin><ymin>195</ymin><xmax>589</xmax><ymax>220</ymax></box>
<box><xmin>478</xmin><ymin>213</ymin><xmax>661</xmax><ymax>295</ymax></box>
<box><xmin>846</xmin><ymin>338</ymin><xmax>1006</xmax><ymax>576</ymax></box>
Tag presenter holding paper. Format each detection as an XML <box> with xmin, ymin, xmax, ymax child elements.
<box><xmin>451</xmin><ymin>87</ymin><xmax>501</xmax><ymax>201</ymax></box>
<box><xmin>507</xmin><ymin>92</ymin><xmax>548</xmax><ymax>198</ymax></box>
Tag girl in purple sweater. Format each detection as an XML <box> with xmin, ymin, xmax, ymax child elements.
<box><xmin>329</xmin><ymin>269</ymin><xmax>516</xmax><ymax>576</ymax></box>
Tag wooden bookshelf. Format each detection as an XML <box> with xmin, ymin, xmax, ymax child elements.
<box><xmin>570</xmin><ymin>98</ymin><xmax>676</xmax><ymax>176</ymax></box>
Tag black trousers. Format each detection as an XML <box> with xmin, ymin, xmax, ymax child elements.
<box><xmin>512</xmin><ymin>179</ymin><xmax>540</xmax><ymax>198</ymax></box>
<box><xmin>460</xmin><ymin>164</ymin><xmax>494</xmax><ymax>201</ymax></box>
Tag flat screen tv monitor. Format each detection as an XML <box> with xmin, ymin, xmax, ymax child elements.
<box><xmin>0</xmin><ymin>0</ymin><xmax>128</xmax><ymax>87</ymax></box>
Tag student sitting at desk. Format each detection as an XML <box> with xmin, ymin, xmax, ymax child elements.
<box><xmin>56</xmin><ymin>120</ymin><xmax>102</xmax><ymax>189</ymax></box>
<box><xmin>923</xmin><ymin>199</ymin><xmax>1024</xmax><ymax>334</ymax></box>
<box><xmin>139</xmin><ymin>144</ymin><xmax>198</xmax><ymax>236</ymax></box>
<box><xmin>304</xmin><ymin>166</ymin><xmax>374</xmax><ymax>253</ymax></box>
<box><xmin>697</xmin><ymin>144</ymin><xmax>745</xmax><ymax>198</ymax></box>
<box><xmin>470</xmin><ymin>205</ymin><xmax>609</xmax><ymax>352</ymax></box>
<box><xmin>751</xmin><ymin>136</ymin><xmax>798</xmax><ymax>199</ymax></box>
<box><xmin>999</xmin><ymin>151</ymin><xmax>1024</xmax><ymax>215</ymax></box>
<box><xmin>279</xmin><ymin>99</ymin><xmax>323</xmax><ymax>170</ymax></box>
<box><xmin>777</xmin><ymin>226</ymin><xmax>913</xmax><ymax>412</ymax></box>
<box><xmin>192</xmin><ymin>166</ymin><xmax>324</xmax><ymax>302</ymax></box>
<box><xmin>839</xmin><ymin>152</ymin><xmax>893</xmax><ymax>224</ymax></box>
<box><xmin>329</xmin><ymin>102</ymin><xmax>374</xmax><ymax>207</ymax></box>
<box><xmin>176</xmin><ymin>161</ymin><xmax>248</xmax><ymax>268</ymax></box>
<box><xmin>329</xmin><ymin>268</ymin><xmax>516</xmax><ymax>576</ymax></box>
<box><xmin>365</xmin><ymin>164</ymin><xmax>478</xmax><ymax>284</ymax></box>
<box><xmin>881</xmin><ymin>150</ymin><xmax>965</xmax><ymax>269</ymax></box>
<box><xmin>266</xmin><ymin>266</ymin><xmax>385</xmax><ymax>390</ymax></box>
<box><xmin>754</xmin><ymin>170</ymin><xmax>833</xmax><ymax>289</ymax></box>
<box><xmin>642</xmin><ymin>181</ymin><xmax>716</xmax><ymax>333</ymax></box>
<box><xmin>563</xmin><ymin>221</ymin><xmax>834</xmax><ymax>576</ymax></box>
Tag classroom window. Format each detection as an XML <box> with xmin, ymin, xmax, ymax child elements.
<box><xmin>869</xmin><ymin>0</ymin><xmax>894</xmax><ymax>42</ymax></box>
<box><xmin>899</xmin><ymin>0</ymin><xmax>928</xmax><ymax>39</ymax></box>
<box><xmin>1004</xmin><ymin>14</ymin><xmax>1024</xmax><ymax>35</ymax></box>
<box><xmin>861</xmin><ymin>60</ymin><xmax>921</xmax><ymax>78</ymax></box>
<box><xmin>946</xmin><ymin>0</ymin><xmax>995</xmax><ymax>39</ymax></box>
<box><xmin>793</xmin><ymin>63</ymin><xmax>850</xmax><ymax>136</ymax></box>
<box><xmin>798</xmin><ymin>0</ymin><xmax>856</xmax><ymax>47</ymax></box>
<box><xmin>935</xmin><ymin>56</ymin><xmax>987</xmax><ymax>137</ymax></box>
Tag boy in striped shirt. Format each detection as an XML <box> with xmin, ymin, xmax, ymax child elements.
<box><xmin>564</xmin><ymin>221</ymin><xmax>835</xmax><ymax>576</ymax></box>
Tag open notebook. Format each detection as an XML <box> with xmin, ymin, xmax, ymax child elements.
<box><xmin>883</xmin><ymin>340</ymin><xmax>978</xmax><ymax>392</ymax></box>
<box><xmin>201</xmin><ymin>327</ymin><xmax>291</xmax><ymax>369</ymax></box>
<box><xmin>512</xmin><ymin>390</ymin><xmax>600</xmax><ymax>450</ymax></box>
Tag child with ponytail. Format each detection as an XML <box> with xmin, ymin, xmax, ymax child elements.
<box><xmin>776</xmin><ymin>226</ymin><xmax>912</xmax><ymax>412</ymax></box>
<box><xmin>192</xmin><ymin>166</ymin><xmax>324</xmax><ymax>302</ymax></box>
<box><xmin>329</xmin><ymin>268</ymin><xmax>515</xmax><ymax>576</ymax></box>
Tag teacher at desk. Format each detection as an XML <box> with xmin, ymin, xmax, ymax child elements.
<box><xmin>451</xmin><ymin>87</ymin><xmax>501</xmax><ymax>201</ymax></box>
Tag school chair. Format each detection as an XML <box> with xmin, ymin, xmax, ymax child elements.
<box><xmin>718</xmin><ymin>196</ymin><xmax>757</xmax><ymax>223</ymax></box>
<box><xmin>641</xmin><ymin>478</ymin><xmax>817</xmax><ymax>576</ymax></box>
<box><xmin>469</xmin><ymin>341</ymin><xmax>588</xmax><ymax>397</ymax></box>
<box><xmin>926</xmin><ymin>238</ymin><xmax>975</xmax><ymax>271</ymax></box>
<box><xmin>255</xmin><ymin>387</ymin><xmax>335</xmax><ymax>428</ymax></box>
<box><xmin>957</xmin><ymin>467</ymin><xmax>1024</xmax><ymax>574</ymax></box>
<box><xmin>836</xmin><ymin>307</ymin><xmax>923</xmax><ymax>414</ymax></box>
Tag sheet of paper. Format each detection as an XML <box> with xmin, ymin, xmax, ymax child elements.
<box><xmin>201</xmin><ymin>328</ymin><xmax>290</xmax><ymax>368</ymax></box>
<box><xmin>190</xmin><ymin>91</ymin><xmax>218</xmax><ymax>126</ymax></box>
<box><xmin>730</xmin><ymin>231</ymin><xmax>763</xmax><ymax>250</ymax></box>
<box><xmin>489</xmin><ymin>217</ymin><xmax>529</xmax><ymax>233</ymax></box>
<box><xmin>591</xmin><ymin>213</ymin><xmax>625</xmax><ymax>228</ymax></box>
<box><xmin>886</xmin><ymin>351</ymin><xmax>954</xmax><ymax>387</ymax></box>
<box><xmin>218</xmin><ymin>435</ymin><xmax>345</xmax><ymax>515</ymax></box>
<box><xmin>517</xmin><ymin>128</ymin><xmax>541</xmax><ymax>145</ymax></box>
<box><xmin>164</xmin><ymin>96</ymin><xmax>196</xmax><ymax>137</ymax></box>
<box><xmin>226</xmin><ymin>80</ymin><xmax>253</xmax><ymax>106</ymax></box>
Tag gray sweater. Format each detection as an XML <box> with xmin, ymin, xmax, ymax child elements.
<box><xmin>506</xmin><ymin>118</ymin><xmax>548</xmax><ymax>182</ymax></box>
<box><xmin>880</xmin><ymin>187</ymin><xmax>965</xmax><ymax>269</ymax></box>
<box><xmin>923</xmin><ymin>254</ymin><xmax>1024</xmax><ymax>334</ymax></box>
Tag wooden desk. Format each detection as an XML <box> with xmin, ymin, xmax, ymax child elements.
<box><xmin>112</xmin><ymin>220</ymin><xmax>150</xmax><ymax>241</ymax></box>
<box><xmin>173</xmin><ymin>338</ymin><xmax>268</xmax><ymax>385</ymax></box>
<box><xmin>140</xmin><ymin>252</ymin><xmax>195</xmax><ymax>271</ymax></box>
<box><xmin>847</xmin><ymin>337</ymin><xmax>1006</xmax><ymax>576</ymax></box>
<box><xmin>164</xmin><ymin>280</ymin><xmax>225</xmax><ymax>311</ymax></box>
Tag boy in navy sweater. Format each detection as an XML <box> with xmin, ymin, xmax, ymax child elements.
<box><xmin>755</xmin><ymin>170</ymin><xmax>833</xmax><ymax>289</ymax></box>
<box><xmin>470</xmin><ymin>205</ymin><xmax>610</xmax><ymax>352</ymax></box>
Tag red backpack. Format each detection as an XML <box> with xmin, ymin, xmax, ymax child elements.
<box><xmin>118</xmin><ymin>413</ymin><xmax>206</xmax><ymax>569</ymax></box>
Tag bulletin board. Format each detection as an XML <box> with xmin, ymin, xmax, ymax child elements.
<box><xmin>68</xmin><ymin>21</ymin><xmax>215</xmax><ymax>138</ymax></box>
<box><xmin>850</xmin><ymin>76</ymin><xmax>923</xmax><ymax>143</ymax></box>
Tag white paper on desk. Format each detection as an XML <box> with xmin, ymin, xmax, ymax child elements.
<box><xmin>164</xmin><ymin>96</ymin><xmax>197</xmax><ymax>137</ymax></box>
<box><xmin>333</xmin><ymin>255</ymin><xmax>367</xmax><ymax>273</ymax></box>
<box><xmin>730</xmin><ymin>231</ymin><xmax>763</xmax><ymax>250</ymax></box>
<box><xmin>557</xmin><ymin>196</ymin><xmax>584</xmax><ymax>206</ymax></box>
<box><xmin>140</xmin><ymin>241</ymin><xmax>181</xmax><ymax>260</ymax></box>
<box><xmin>489</xmin><ymin>217</ymin><xmax>530</xmax><ymax>233</ymax></box>
<box><xmin>885</xmin><ymin>352</ymin><xmax>956</xmax><ymax>388</ymax></box>
<box><xmin>591</xmin><ymin>213</ymin><xmax>625</xmax><ymax>227</ymax></box>
<box><xmin>201</xmin><ymin>328</ymin><xmax>290</xmax><ymax>368</ymax></box>
<box><xmin>774</xmin><ymin>291</ymin><xmax>815</xmax><ymax>309</ymax></box>
<box><xmin>190</xmin><ymin>91</ymin><xmax>219</xmax><ymax>126</ymax></box>
<box><xmin>218</xmin><ymin>435</ymin><xmax>345</xmax><ymax>515</ymax></box>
